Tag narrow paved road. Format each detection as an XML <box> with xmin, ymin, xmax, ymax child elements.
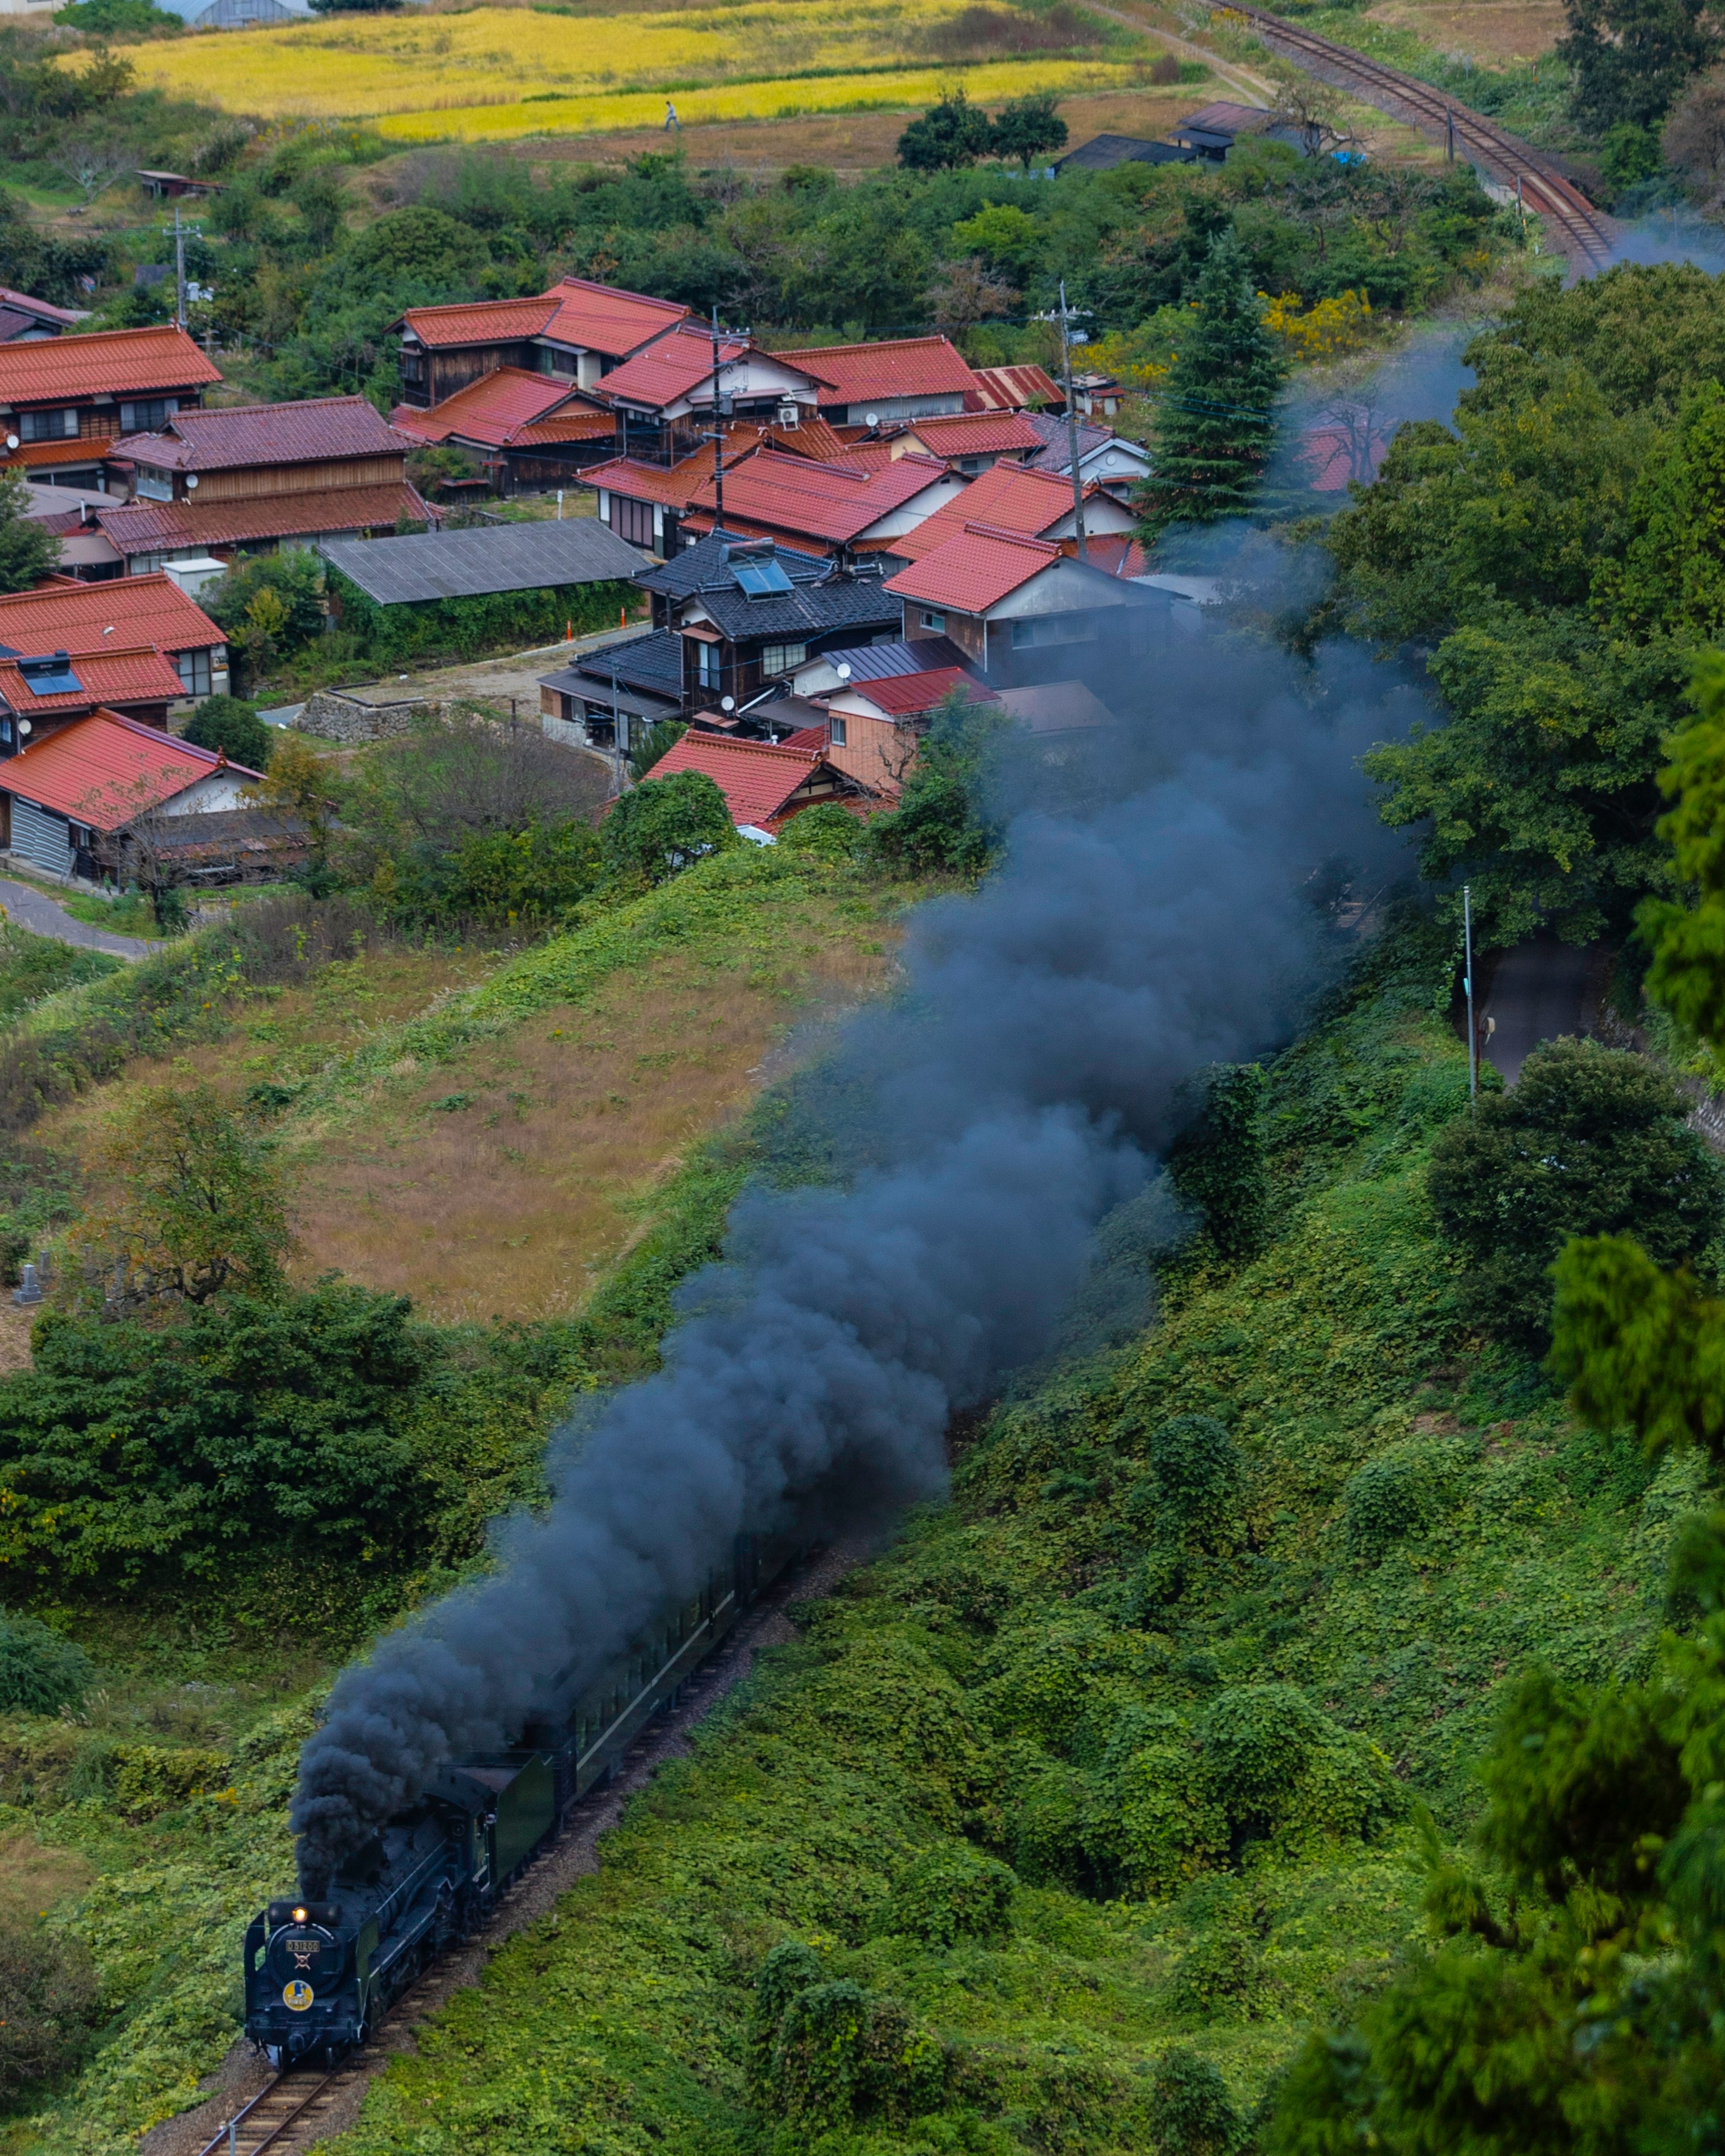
<box><xmin>0</xmin><ymin>876</ymin><xmax>153</xmax><ymax>959</ymax></box>
<box><xmin>1481</xmin><ymin>936</ymin><xmax>1598</xmax><ymax>1084</ymax></box>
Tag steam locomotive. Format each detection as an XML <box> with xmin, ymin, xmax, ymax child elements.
<box><xmin>244</xmin><ymin>1528</ymin><xmax>802</xmax><ymax>2063</ymax></box>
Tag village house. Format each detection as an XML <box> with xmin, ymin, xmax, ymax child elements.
<box><xmin>677</xmin><ymin>446</ymin><xmax>967</xmax><ymax>562</ymax></box>
<box><xmin>0</xmin><ymin>572</ymin><xmax>230</xmax><ymax>746</ymax></box>
<box><xmin>1022</xmin><ymin>412</ymin><xmax>1152</xmax><ymax>488</ymax></box>
<box><xmin>886</xmin><ymin>521</ymin><xmax>1168</xmax><ymax>682</ymax></box>
<box><xmin>776</xmin><ymin>335</ymin><xmax>985</xmax><ymax>426</ymax></box>
<box><xmin>0</xmin><ymin>288</ymin><xmax>88</xmax><ymax>342</ymax></box>
<box><xmin>539</xmin><ymin>627</ymin><xmax>686</xmax><ymax>753</ymax></box>
<box><xmin>891</xmin><ymin>459</ymin><xmax>1136</xmax><ymax>568</ymax></box>
<box><xmin>392</xmin><ymin>278</ymin><xmax>690</xmax><ymax>408</ymax></box>
<box><xmin>0</xmin><ymin>705</ymin><xmax>261</xmax><ymax>881</ymax></box>
<box><xmin>97</xmin><ymin>398</ymin><xmax>433</xmax><ymax>572</ymax></box>
<box><xmin>635</xmin><ymin>531</ymin><xmax>902</xmax><ymax>716</ymax></box>
<box><xmin>644</xmin><ymin>725</ymin><xmax>876</xmax><ymax>836</ymax></box>
<box><xmin>813</xmin><ymin>661</ymin><xmax>999</xmax><ymax>797</ymax></box>
<box><xmin>389</xmin><ymin>367</ymin><xmax>616</xmax><ymax>492</ymax></box>
<box><xmin>971</xmin><ymin>363</ymin><xmax>1065</xmax><ymax>414</ymax></box>
<box><xmin>0</xmin><ymin>324</ymin><xmax>221</xmax><ymax>493</ymax></box>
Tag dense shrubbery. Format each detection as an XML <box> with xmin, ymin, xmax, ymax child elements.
<box><xmin>0</xmin><ymin>1920</ymin><xmax>97</xmax><ymax>2103</ymax></box>
<box><xmin>601</xmin><ymin>769</ymin><xmax>739</xmax><ymax>885</ymax></box>
<box><xmin>326</xmin><ymin>571</ymin><xmax>634</xmax><ymax>673</ymax></box>
<box><xmin>0</xmin><ymin>1608</ymin><xmax>92</xmax><ymax>1713</ymax></box>
<box><xmin>179</xmin><ymin>696</ymin><xmax>272</xmax><ymax>773</ymax></box>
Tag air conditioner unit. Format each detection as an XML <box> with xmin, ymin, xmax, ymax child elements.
<box><xmin>777</xmin><ymin>403</ymin><xmax>801</xmax><ymax>429</ymax></box>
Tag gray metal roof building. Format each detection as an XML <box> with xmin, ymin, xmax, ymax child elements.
<box><xmin>319</xmin><ymin>519</ymin><xmax>649</xmax><ymax>606</ymax></box>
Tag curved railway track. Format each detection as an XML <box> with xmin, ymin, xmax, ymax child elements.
<box><xmin>1216</xmin><ymin>4</ymin><xmax>1622</xmax><ymax>273</ymax></box>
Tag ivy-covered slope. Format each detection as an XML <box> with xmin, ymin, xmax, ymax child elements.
<box><xmin>326</xmin><ymin>917</ymin><xmax>1697</xmax><ymax>2156</ymax></box>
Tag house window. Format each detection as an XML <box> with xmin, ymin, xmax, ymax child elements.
<box><xmin>695</xmin><ymin>641</ymin><xmax>720</xmax><ymax>691</ymax></box>
<box><xmin>829</xmin><ymin>715</ymin><xmax>847</xmax><ymax>747</ymax></box>
<box><xmin>400</xmin><ymin>352</ymin><xmax>424</xmax><ymax>383</ymax></box>
<box><xmin>610</xmin><ymin>494</ymin><xmax>655</xmax><ymax>548</ymax></box>
<box><xmin>119</xmin><ymin>398</ymin><xmax>177</xmax><ymax>434</ymax></box>
<box><xmin>541</xmin><ymin>347</ymin><xmax>579</xmax><ymax>375</ymax></box>
<box><xmin>759</xmin><ymin>641</ymin><xmax>807</xmax><ymax>676</ymax></box>
<box><xmin>136</xmin><ymin>466</ymin><xmax>174</xmax><ymax>503</ymax></box>
<box><xmin>1011</xmin><ymin>613</ymin><xmax>1095</xmax><ymax>649</ymax></box>
<box><xmin>18</xmin><ymin>408</ymin><xmax>78</xmax><ymax>442</ymax></box>
<box><xmin>176</xmin><ymin>647</ymin><xmax>211</xmax><ymax>698</ymax></box>
<box><xmin>128</xmin><ymin>552</ymin><xmax>167</xmax><ymax>574</ymax></box>
<box><xmin>920</xmin><ymin>609</ymin><xmax>946</xmax><ymax>633</ymax></box>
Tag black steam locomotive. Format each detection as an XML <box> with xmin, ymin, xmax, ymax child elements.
<box><xmin>244</xmin><ymin>1529</ymin><xmax>801</xmax><ymax>2063</ymax></box>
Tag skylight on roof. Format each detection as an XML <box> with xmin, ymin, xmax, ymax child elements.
<box><xmin>733</xmin><ymin>558</ymin><xmax>794</xmax><ymax>599</ymax></box>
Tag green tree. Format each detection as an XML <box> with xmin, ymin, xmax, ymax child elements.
<box><xmin>180</xmin><ymin>694</ymin><xmax>272</xmax><ymax>773</ymax></box>
<box><xmin>68</xmin><ymin>1083</ymin><xmax>294</xmax><ymax>1307</ymax></box>
<box><xmin>601</xmin><ymin>769</ymin><xmax>739</xmax><ymax>885</ymax></box>
<box><xmin>206</xmin><ymin>549</ymin><xmax>324</xmax><ymax>687</ymax></box>
<box><xmin>866</xmin><ymin>692</ymin><xmax>1007</xmax><ymax>878</ymax></box>
<box><xmin>53</xmin><ymin>0</ymin><xmax>176</xmax><ymax>28</ymax></box>
<box><xmin>0</xmin><ymin>468</ymin><xmax>59</xmax><ymax>595</ymax></box>
<box><xmin>1167</xmin><ymin>1063</ymin><xmax>1270</xmax><ymax>1263</ymax></box>
<box><xmin>1641</xmin><ymin>648</ymin><xmax>1725</xmax><ymax>1043</ymax></box>
<box><xmin>1600</xmin><ymin>380</ymin><xmax>1725</xmax><ymax>640</ymax></box>
<box><xmin>0</xmin><ymin>1922</ymin><xmax>96</xmax><ymax>2102</ymax></box>
<box><xmin>948</xmin><ymin>201</ymin><xmax>1043</xmax><ymax>282</ymax></box>
<box><xmin>898</xmin><ymin>88</ymin><xmax>995</xmax><ymax>172</ymax></box>
<box><xmin>1428</xmin><ymin>1036</ymin><xmax>1723</xmax><ymax>1346</ymax></box>
<box><xmin>991</xmin><ymin>89</ymin><xmax>1069</xmax><ymax>170</ymax></box>
<box><xmin>1135</xmin><ymin>231</ymin><xmax>1286</xmax><ymax>542</ymax></box>
<box><xmin>1559</xmin><ymin>0</ymin><xmax>1721</xmax><ymax>131</ymax></box>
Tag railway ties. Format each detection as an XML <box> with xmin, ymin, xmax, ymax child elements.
<box><xmin>196</xmin><ymin>2068</ymin><xmax>362</xmax><ymax>2156</ymax></box>
<box><xmin>1218</xmin><ymin>3</ymin><xmax>1622</xmax><ymax>275</ymax></box>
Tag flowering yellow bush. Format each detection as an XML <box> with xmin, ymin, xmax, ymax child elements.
<box><xmin>69</xmin><ymin>1</ymin><xmax>1149</xmax><ymax>129</ymax></box>
<box><xmin>1084</xmin><ymin>323</ymin><xmax>1181</xmax><ymax>389</ymax></box>
<box><xmin>1260</xmin><ymin>287</ymin><xmax>1374</xmax><ymax>363</ymax></box>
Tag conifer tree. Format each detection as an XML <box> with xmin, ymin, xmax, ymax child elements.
<box><xmin>1135</xmin><ymin>230</ymin><xmax>1286</xmax><ymax>543</ymax></box>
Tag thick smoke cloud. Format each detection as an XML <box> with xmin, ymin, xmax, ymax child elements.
<box><xmin>291</xmin><ymin>627</ymin><xmax>1425</xmax><ymax>1888</ymax></box>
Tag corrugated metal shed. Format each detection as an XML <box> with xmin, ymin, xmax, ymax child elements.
<box><xmin>319</xmin><ymin>520</ymin><xmax>649</xmax><ymax>605</ymax></box>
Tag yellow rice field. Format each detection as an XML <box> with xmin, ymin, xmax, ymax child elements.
<box><xmin>83</xmin><ymin>1</ymin><xmax>1153</xmax><ymax>133</ymax></box>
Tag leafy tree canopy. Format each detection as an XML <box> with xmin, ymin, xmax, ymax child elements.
<box><xmin>601</xmin><ymin>769</ymin><xmax>739</xmax><ymax>884</ymax></box>
<box><xmin>898</xmin><ymin>88</ymin><xmax>995</xmax><ymax>171</ymax></box>
<box><xmin>991</xmin><ymin>89</ymin><xmax>1068</xmax><ymax>170</ymax></box>
<box><xmin>179</xmin><ymin>694</ymin><xmax>272</xmax><ymax>773</ymax></box>
<box><xmin>0</xmin><ymin>468</ymin><xmax>59</xmax><ymax>595</ymax></box>
<box><xmin>1558</xmin><ymin>0</ymin><xmax>1723</xmax><ymax>131</ymax></box>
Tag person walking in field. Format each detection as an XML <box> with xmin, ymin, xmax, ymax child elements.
<box><xmin>665</xmin><ymin>100</ymin><xmax>680</xmax><ymax>129</ymax></box>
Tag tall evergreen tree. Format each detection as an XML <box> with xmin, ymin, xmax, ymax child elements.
<box><xmin>1135</xmin><ymin>230</ymin><xmax>1286</xmax><ymax>544</ymax></box>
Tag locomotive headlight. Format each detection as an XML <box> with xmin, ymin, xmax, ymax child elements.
<box><xmin>292</xmin><ymin>1906</ymin><xmax>308</xmax><ymax>1923</ymax></box>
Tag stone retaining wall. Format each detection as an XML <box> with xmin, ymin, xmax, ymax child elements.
<box><xmin>296</xmin><ymin>690</ymin><xmax>445</xmax><ymax>743</ymax></box>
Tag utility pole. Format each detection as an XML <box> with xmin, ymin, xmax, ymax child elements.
<box><xmin>1446</xmin><ymin>108</ymin><xmax>1456</xmax><ymax>163</ymax></box>
<box><xmin>173</xmin><ymin>203</ymin><xmax>187</xmax><ymax>331</ymax></box>
<box><xmin>1038</xmin><ymin>283</ymin><xmax>1091</xmax><ymax>561</ymax></box>
<box><xmin>1463</xmin><ymin>882</ymin><xmax>1477</xmax><ymax>1107</ymax></box>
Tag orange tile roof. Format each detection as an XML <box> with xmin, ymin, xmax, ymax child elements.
<box><xmin>759</xmin><ymin>414</ymin><xmax>851</xmax><ymax>460</ymax></box>
<box><xmin>598</xmin><ymin>327</ymin><xmax>749</xmax><ymax>411</ymax></box>
<box><xmin>646</xmin><ymin>728</ymin><xmax>836</xmax><ymax>830</ymax></box>
<box><xmin>894</xmin><ymin>460</ymin><xmax>1079</xmax><ymax>562</ymax></box>
<box><xmin>0</xmin><ymin>644</ymin><xmax>189</xmax><ymax>720</ymax></box>
<box><xmin>902</xmin><ymin>411</ymin><xmax>1046</xmax><ymax>459</ymax></box>
<box><xmin>972</xmin><ymin>362</ymin><xmax>1064</xmax><ymax>411</ymax></box>
<box><xmin>2</xmin><ymin>439</ymin><xmax>115</xmax><ymax>472</ymax></box>
<box><xmin>778</xmin><ymin>335</ymin><xmax>982</xmax><ymax>409</ymax></box>
<box><xmin>99</xmin><ymin>481</ymin><xmax>433</xmax><ymax>556</ymax></box>
<box><xmin>0</xmin><ymin>570</ymin><xmax>221</xmax><ymax>653</ymax></box>
<box><xmin>0</xmin><ymin>325</ymin><xmax>220</xmax><ymax>406</ymax></box>
<box><xmin>885</xmin><ymin>526</ymin><xmax>1061</xmax><ymax>613</ymax></box>
<box><xmin>584</xmin><ymin>452</ymin><xmax>715</xmax><ymax>510</ymax></box>
<box><xmin>391</xmin><ymin>368</ymin><xmax>591</xmax><ymax>449</ymax></box>
<box><xmin>513</xmin><ymin>409</ymin><xmax>615</xmax><ymax>446</ymax></box>
<box><xmin>686</xmin><ymin>446</ymin><xmax>953</xmax><ymax>546</ymax></box>
<box><xmin>539</xmin><ymin>277</ymin><xmax>690</xmax><ymax>358</ymax></box>
<box><xmin>0</xmin><ymin>707</ymin><xmax>257</xmax><ymax>828</ymax></box>
<box><xmin>396</xmin><ymin>296</ymin><xmax>561</xmax><ymax>350</ymax></box>
<box><xmin>115</xmin><ymin>396</ymin><xmax>409</xmax><ymax>472</ymax></box>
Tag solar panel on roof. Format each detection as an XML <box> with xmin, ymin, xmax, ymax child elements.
<box><xmin>17</xmin><ymin>652</ymin><xmax>82</xmax><ymax>695</ymax></box>
<box><xmin>733</xmin><ymin>558</ymin><xmax>794</xmax><ymax>599</ymax></box>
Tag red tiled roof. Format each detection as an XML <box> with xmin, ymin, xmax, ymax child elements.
<box><xmin>0</xmin><ymin>288</ymin><xmax>84</xmax><ymax>330</ymax></box>
<box><xmin>539</xmin><ymin>277</ymin><xmax>690</xmax><ymax>358</ymax></box>
<box><xmin>0</xmin><ymin>706</ymin><xmax>258</xmax><ymax>828</ymax></box>
<box><xmin>838</xmin><ymin>665</ymin><xmax>995</xmax><ymax>717</ymax></box>
<box><xmin>759</xmin><ymin>414</ymin><xmax>852</xmax><ymax>461</ymax></box>
<box><xmin>0</xmin><ymin>325</ymin><xmax>221</xmax><ymax>406</ymax></box>
<box><xmin>0</xmin><ymin>644</ymin><xmax>189</xmax><ymax>720</ymax></box>
<box><xmin>778</xmin><ymin>336</ymin><xmax>982</xmax><ymax>409</ymax></box>
<box><xmin>115</xmin><ymin>397</ymin><xmax>410</xmax><ymax>472</ymax></box>
<box><xmin>513</xmin><ymin>409</ymin><xmax>615</xmax><ymax>446</ymax></box>
<box><xmin>886</xmin><ymin>526</ymin><xmax>1060</xmax><ymax>613</ymax></box>
<box><xmin>778</xmin><ymin>724</ymin><xmax>827</xmax><ymax>751</ymax></box>
<box><xmin>646</xmin><ymin>728</ymin><xmax>830</xmax><ymax>830</ymax></box>
<box><xmin>686</xmin><ymin>446</ymin><xmax>952</xmax><ymax>546</ymax></box>
<box><xmin>598</xmin><ymin>327</ymin><xmax>749</xmax><ymax>412</ymax></box>
<box><xmin>397</xmin><ymin>296</ymin><xmax>561</xmax><ymax>350</ymax></box>
<box><xmin>1</xmin><ymin>440</ymin><xmax>114</xmax><ymax>471</ymax></box>
<box><xmin>391</xmin><ymin>368</ymin><xmax>587</xmax><ymax>448</ymax></box>
<box><xmin>972</xmin><ymin>362</ymin><xmax>1064</xmax><ymax>412</ymax></box>
<box><xmin>894</xmin><ymin>460</ymin><xmax>1079</xmax><ymax>562</ymax></box>
<box><xmin>902</xmin><ymin>411</ymin><xmax>1046</xmax><ymax>459</ymax></box>
<box><xmin>0</xmin><ymin>570</ymin><xmax>221</xmax><ymax>654</ymax></box>
<box><xmin>99</xmin><ymin>481</ymin><xmax>433</xmax><ymax>555</ymax></box>
<box><xmin>584</xmin><ymin>452</ymin><xmax>714</xmax><ymax>509</ymax></box>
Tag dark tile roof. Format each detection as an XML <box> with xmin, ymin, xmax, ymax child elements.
<box><xmin>319</xmin><ymin>517</ymin><xmax>649</xmax><ymax>603</ymax></box>
<box><xmin>571</xmin><ymin>628</ymin><xmax>685</xmax><ymax>697</ymax></box>
<box><xmin>809</xmin><ymin>635</ymin><xmax>969</xmax><ymax>680</ymax></box>
<box><xmin>694</xmin><ymin>576</ymin><xmax>901</xmax><ymax>643</ymax></box>
<box><xmin>633</xmin><ymin>530</ymin><xmax>829</xmax><ymax>602</ymax></box>
<box><xmin>1055</xmin><ymin>133</ymin><xmax>1199</xmax><ymax>172</ymax></box>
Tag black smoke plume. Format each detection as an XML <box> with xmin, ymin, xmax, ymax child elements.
<box><xmin>291</xmin><ymin>628</ymin><xmax>1425</xmax><ymax>1888</ymax></box>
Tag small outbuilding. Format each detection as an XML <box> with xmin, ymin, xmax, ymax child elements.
<box><xmin>318</xmin><ymin>518</ymin><xmax>650</xmax><ymax>606</ymax></box>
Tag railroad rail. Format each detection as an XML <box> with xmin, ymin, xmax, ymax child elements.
<box><xmin>1216</xmin><ymin>3</ymin><xmax>1622</xmax><ymax>273</ymax></box>
<box><xmin>195</xmin><ymin>2067</ymin><xmax>361</xmax><ymax>2156</ymax></box>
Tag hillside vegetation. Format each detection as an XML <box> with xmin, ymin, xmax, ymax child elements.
<box><xmin>304</xmin><ymin>912</ymin><xmax>1698</xmax><ymax>2155</ymax></box>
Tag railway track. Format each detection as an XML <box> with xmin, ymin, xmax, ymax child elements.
<box><xmin>1216</xmin><ymin>3</ymin><xmax>1622</xmax><ymax>273</ymax></box>
<box><xmin>194</xmin><ymin>2068</ymin><xmax>363</xmax><ymax>2156</ymax></box>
